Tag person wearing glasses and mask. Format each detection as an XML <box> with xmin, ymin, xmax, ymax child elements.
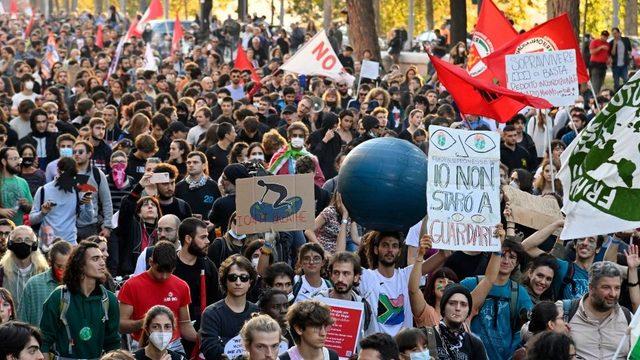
<box><xmin>268</xmin><ymin>122</ymin><xmax>325</xmax><ymax>187</ymax></box>
<box><xmin>200</xmin><ymin>254</ymin><xmax>259</xmax><ymax>360</ymax></box>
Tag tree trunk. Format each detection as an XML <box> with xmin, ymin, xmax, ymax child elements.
<box><xmin>238</xmin><ymin>0</ymin><xmax>248</xmax><ymax>22</ymax></box>
<box><xmin>407</xmin><ymin>0</ymin><xmax>414</xmax><ymax>50</ymax></box>
<box><xmin>373</xmin><ymin>0</ymin><xmax>381</xmax><ymax>34</ymax></box>
<box><xmin>94</xmin><ymin>0</ymin><xmax>103</xmax><ymax>15</ymax></box>
<box><xmin>426</xmin><ymin>0</ymin><xmax>434</xmax><ymax>29</ymax></box>
<box><xmin>450</xmin><ymin>0</ymin><xmax>467</xmax><ymax>45</ymax></box>
<box><xmin>625</xmin><ymin>0</ymin><xmax>638</xmax><ymax>35</ymax></box>
<box><xmin>138</xmin><ymin>0</ymin><xmax>146</xmax><ymax>13</ymax></box>
<box><xmin>323</xmin><ymin>0</ymin><xmax>332</xmax><ymax>30</ymax></box>
<box><xmin>548</xmin><ymin>0</ymin><xmax>579</xmax><ymax>37</ymax></box>
<box><xmin>346</xmin><ymin>0</ymin><xmax>381</xmax><ymax>61</ymax></box>
<box><xmin>613</xmin><ymin>0</ymin><xmax>620</xmax><ymax>28</ymax></box>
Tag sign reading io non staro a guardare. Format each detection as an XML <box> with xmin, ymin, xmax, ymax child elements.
<box><xmin>235</xmin><ymin>173</ymin><xmax>315</xmax><ymax>235</ymax></box>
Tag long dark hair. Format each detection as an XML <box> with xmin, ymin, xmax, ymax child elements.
<box><xmin>63</xmin><ymin>241</ymin><xmax>100</xmax><ymax>294</ymax></box>
<box><xmin>423</xmin><ymin>267</ymin><xmax>458</xmax><ymax>307</ymax></box>
<box><xmin>0</xmin><ymin>321</ymin><xmax>42</xmax><ymax>359</ymax></box>
<box><xmin>526</xmin><ymin>331</ymin><xmax>574</xmax><ymax>360</ymax></box>
<box><xmin>55</xmin><ymin>157</ymin><xmax>78</xmax><ymax>193</ymax></box>
<box><xmin>528</xmin><ymin>301</ymin><xmax>560</xmax><ymax>334</ymax></box>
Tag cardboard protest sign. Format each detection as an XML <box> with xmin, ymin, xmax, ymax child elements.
<box><xmin>502</xmin><ymin>185</ymin><xmax>562</xmax><ymax>231</ymax></box>
<box><xmin>317</xmin><ymin>297</ymin><xmax>364</xmax><ymax>359</ymax></box>
<box><xmin>506</xmin><ymin>50</ymin><xmax>578</xmax><ymax>106</ymax></box>
<box><xmin>235</xmin><ymin>173</ymin><xmax>314</xmax><ymax>235</ymax></box>
<box><xmin>360</xmin><ymin>60</ymin><xmax>380</xmax><ymax>80</ymax></box>
<box><xmin>427</xmin><ymin>126</ymin><xmax>501</xmax><ymax>251</ymax></box>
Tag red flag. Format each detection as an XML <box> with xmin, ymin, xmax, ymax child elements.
<box><xmin>171</xmin><ymin>15</ymin><xmax>184</xmax><ymax>56</ymax></box>
<box><xmin>466</xmin><ymin>0</ymin><xmax>517</xmax><ymax>81</ymax></box>
<box><xmin>430</xmin><ymin>54</ymin><xmax>552</xmax><ymax>122</ymax></box>
<box><xmin>9</xmin><ymin>0</ymin><xmax>18</xmax><ymax>16</ymax></box>
<box><xmin>131</xmin><ymin>0</ymin><xmax>163</xmax><ymax>37</ymax></box>
<box><xmin>234</xmin><ymin>43</ymin><xmax>261</xmax><ymax>83</ymax></box>
<box><xmin>483</xmin><ymin>13</ymin><xmax>589</xmax><ymax>85</ymax></box>
<box><xmin>96</xmin><ymin>24</ymin><xmax>104</xmax><ymax>48</ymax></box>
<box><xmin>23</xmin><ymin>11</ymin><xmax>34</xmax><ymax>38</ymax></box>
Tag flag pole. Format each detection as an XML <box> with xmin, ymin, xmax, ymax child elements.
<box><xmin>588</xmin><ymin>80</ymin><xmax>601</xmax><ymax>112</ymax></box>
<box><xmin>545</xmin><ymin>109</ymin><xmax>556</xmax><ymax>193</ymax></box>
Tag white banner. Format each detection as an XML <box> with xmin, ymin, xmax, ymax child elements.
<box><xmin>280</xmin><ymin>30</ymin><xmax>355</xmax><ymax>85</ymax></box>
<box><xmin>506</xmin><ymin>50</ymin><xmax>578</xmax><ymax>106</ymax></box>
<box><xmin>426</xmin><ymin>126</ymin><xmax>501</xmax><ymax>251</ymax></box>
<box><xmin>360</xmin><ymin>60</ymin><xmax>380</xmax><ymax>80</ymax></box>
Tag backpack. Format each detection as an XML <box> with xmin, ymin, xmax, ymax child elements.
<box><xmin>562</xmin><ymin>298</ymin><xmax>632</xmax><ymax>324</ymax></box>
<box><xmin>292</xmin><ymin>275</ymin><xmax>333</xmax><ymax>300</ymax></box>
<box><xmin>475</xmin><ymin>276</ymin><xmax>522</xmax><ymax>333</ymax></box>
<box><xmin>421</xmin><ymin>326</ymin><xmax>439</xmax><ymax>360</ymax></box>
<box><xmin>559</xmin><ymin>262</ymin><xmax>577</xmax><ymax>299</ymax></box>
<box><xmin>58</xmin><ymin>284</ymin><xmax>110</xmax><ymax>355</ymax></box>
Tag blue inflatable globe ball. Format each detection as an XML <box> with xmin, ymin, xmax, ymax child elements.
<box><xmin>338</xmin><ymin>137</ymin><xmax>428</xmax><ymax>232</ymax></box>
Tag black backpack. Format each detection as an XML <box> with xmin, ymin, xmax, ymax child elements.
<box><xmin>562</xmin><ymin>298</ymin><xmax>632</xmax><ymax>324</ymax></box>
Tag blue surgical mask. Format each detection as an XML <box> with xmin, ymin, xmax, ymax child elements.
<box><xmin>59</xmin><ymin>147</ymin><xmax>73</xmax><ymax>157</ymax></box>
<box><xmin>410</xmin><ymin>350</ymin><xmax>430</xmax><ymax>360</ymax></box>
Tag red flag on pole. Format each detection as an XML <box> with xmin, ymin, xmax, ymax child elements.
<box><xmin>234</xmin><ymin>43</ymin><xmax>260</xmax><ymax>83</ymax></box>
<box><xmin>131</xmin><ymin>0</ymin><xmax>163</xmax><ymax>37</ymax></box>
<box><xmin>96</xmin><ymin>24</ymin><xmax>104</xmax><ymax>48</ymax></box>
<box><xmin>9</xmin><ymin>0</ymin><xmax>18</xmax><ymax>16</ymax></box>
<box><xmin>482</xmin><ymin>13</ymin><xmax>589</xmax><ymax>85</ymax></box>
<box><xmin>24</xmin><ymin>10</ymin><xmax>35</xmax><ymax>38</ymax></box>
<box><xmin>429</xmin><ymin>54</ymin><xmax>552</xmax><ymax>122</ymax></box>
<box><xmin>466</xmin><ymin>0</ymin><xmax>517</xmax><ymax>82</ymax></box>
<box><xmin>171</xmin><ymin>15</ymin><xmax>184</xmax><ymax>56</ymax></box>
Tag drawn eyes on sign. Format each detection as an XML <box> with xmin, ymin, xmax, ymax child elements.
<box><xmin>471</xmin><ymin>214</ymin><xmax>486</xmax><ymax>223</ymax></box>
<box><xmin>431</xmin><ymin>130</ymin><xmax>456</xmax><ymax>151</ymax></box>
<box><xmin>464</xmin><ymin>133</ymin><xmax>496</xmax><ymax>153</ymax></box>
<box><xmin>451</xmin><ymin>213</ymin><xmax>465</xmax><ymax>222</ymax></box>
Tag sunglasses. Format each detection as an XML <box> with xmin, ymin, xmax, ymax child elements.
<box><xmin>227</xmin><ymin>274</ymin><xmax>251</xmax><ymax>283</ymax></box>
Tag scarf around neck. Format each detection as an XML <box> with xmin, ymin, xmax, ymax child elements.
<box><xmin>268</xmin><ymin>144</ymin><xmax>312</xmax><ymax>175</ymax></box>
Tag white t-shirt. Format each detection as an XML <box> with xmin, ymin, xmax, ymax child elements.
<box><xmin>11</xmin><ymin>92</ymin><xmax>38</xmax><ymax>111</ymax></box>
<box><xmin>293</xmin><ymin>274</ymin><xmax>330</xmax><ymax>303</ymax></box>
<box><xmin>359</xmin><ymin>266</ymin><xmax>413</xmax><ymax>337</ymax></box>
<box><xmin>406</xmin><ymin>221</ymin><xmax>423</xmax><ymax>248</ymax></box>
<box><xmin>9</xmin><ymin>116</ymin><xmax>32</xmax><ymax>140</ymax></box>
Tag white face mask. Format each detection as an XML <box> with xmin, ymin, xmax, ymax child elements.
<box><xmin>24</xmin><ymin>81</ymin><xmax>33</xmax><ymax>90</ymax></box>
<box><xmin>251</xmin><ymin>257</ymin><xmax>259</xmax><ymax>268</ymax></box>
<box><xmin>59</xmin><ymin>147</ymin><xmax>73</xmax><ymax>158</ymax></box>
<box><xmin>149</xmin><ymin>331</ymin><xmax>172</xmax><ymax>351</ymax></box>
<box><xmin>574</xmin><ymin>102</ymin><xmax>584</xmax><ymax>109</ymax></box>
<box><xmin>290</xmin><ymin>137</ymin><xmax>305</xmax><ymax>149</ymax></box>
<box><xmin>250</xmin><ymin>154</ymin><xmax>265</xmax><ymax>161</ymax></box>
<box><xmin>228</xmin><ymin>228</ymin><xmax>246</xmax><ymax>240</ymax></box>
<box><xmin>509</xmin><ymin>181</ymin><xmax>519</xmax><ymax>189</ymax></box>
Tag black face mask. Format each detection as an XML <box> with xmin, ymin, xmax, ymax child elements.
<box><xmin>8</xmin><ymin>241</ymin><xmax>33</xmax><ymax>260</ymax></box>
<box><xmin>21</xmin><ymin>157</ymin><xmax>34</xmax><ymax>167</ymax></box>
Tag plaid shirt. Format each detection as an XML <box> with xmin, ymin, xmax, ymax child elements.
<box><xmin>17</xmin><ymin>269</ymin><xmax>59</xmax><ymax>326</ymax></box>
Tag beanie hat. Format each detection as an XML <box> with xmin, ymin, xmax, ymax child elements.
<box><xmin>440</xmin><ymin>283</ymin><xmax>473</xmax><ymax>317</ymax></box>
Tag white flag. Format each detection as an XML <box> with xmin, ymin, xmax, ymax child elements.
<box><xmin>280</xmin><ymin>30</ymin><xmax>355</xmax><ymax>85</ymax></box>
<box><xmin>143</xmin><ymin>43</ymin><xmax>157</xmax><ymax>71</ymax></box>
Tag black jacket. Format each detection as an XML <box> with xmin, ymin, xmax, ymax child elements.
<box><xmin>609</xmin><ymin>36</ymin><xmax>633</xmax><ymax>66</ymax></box>
<box><xmin>17</xmin><ymin>132</ymin><xmax>59</xmax><ymax>169</ymax></box>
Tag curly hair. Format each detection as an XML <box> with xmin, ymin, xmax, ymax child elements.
<box><xmin>423</xmin><ymin>267</ymin><xmax>458</xmax><ymax>307</ymax></box>
<box><xmin>366</xmin><ymin>231</ymin><xmax>404</xmax><ymax>269</ymax></box>
<box><xmin>262</xmin><ymin>129</ymin><xmax>287</xmax><ymax>156</ymax></box>
<box><xmin>63</xmin><ymin>241</ymin><xmax>101</xmax><ymax>294</ymax></box>
<box><xmin>218</xmin><ymin>254</ymin><xmax>257</xmax><ymax>294</ymax></box>
<box><xmin>286</xmin><ymin>300</ymin><xmax>333</xmax><ymax>345</ymax></box>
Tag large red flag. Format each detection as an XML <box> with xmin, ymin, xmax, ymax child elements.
<box><xmin>430</xmin><ymin>54</ymin><xmax>552</xmax><ymax>122</ymax></box>
<box><xmin>483</xmin><ymin>13</ymin><xmax>589</xmax><ymax>85</ymax></box>
<box><xmin>466</xmin><ymin>0</ymin><xmax>517</xmax><ymax>81</ymax></box>
<box><xmin>131</xmin><ymin>0</ymin><xmax>163</xmax><ymax>37</ymax></box>
<box><xmin>171</xmin><ymin>15</ymin><xmax>183</xmax><ymax>56</ymax></box>
<box><xmin>9</xmin><ymin>0</ymin><xmax>17</xmax><ymax>16</ymax></box>
<box><xmin>234</xmin><ymin>43</ymin><xmax>260</xmax><ymax>83</ymax></box>
<box><xmin>96</xmin><ymin>24</ymin><xmax>104</xmax><ymax>48</ymax></box>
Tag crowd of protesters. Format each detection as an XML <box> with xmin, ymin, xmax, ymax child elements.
<box><xmin>0</xmin><ymin>6</ymin><xmax>636</xmax><ymax>360</ymax></box>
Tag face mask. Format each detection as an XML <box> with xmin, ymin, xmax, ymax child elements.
<box><xmin>228</xmin><ymin>229</ymin><xmax>246</xmax><ymax>240</ymax></box>
<box><xmin>287</xmin><ymin>292</ymin><xmax>294</xmax><ymax>302</ymax></box>
<box><xmin>410</xmin><ymin>350</ymin><xmax>431</xmax><ymax>360</ymax></box>
<box><xmin>112</xmin><ymin>162</ymin><xmax>127</xmax><ymax>190</ymax></box>
<box><xmin>252</xmin><ymin>257</ymin><xmax>259</xmax><ymax>268</ymax></box>
<box><xmin>60</xmin><ymin>147</ymin><xmax>73</xmax><ymax>157</ymax></box>
<box><xmin>575</xmin><ymin>102</ymin><xmax>584</xmax><ymax>109</ymax></box>
<box><xmin>8</xmin><ymin>241</ymin><xmax>33</xmax><ymax>260</ymax></box>
<box><xmin>509</xmin><ymin>181</ymin><xmax>519</xmax><ymax>189</ymax></box>
<box><xmin>149</xmin><ymin>331</ymin><xmax>172</xmax><ymax>351</ymax></box>
<box><xmin>290</xmin><ymin>137</ymin><xmax>304</xmax><ymax>148</ymax></box>
<box><xmin>53</xmin><ymin>268</ymin><xmax>64</xmax><ymax>283</ymax></box>
<box><xmin>250</xmin><ymin>154</ymin><xmax>265</xmax><ymax>161</ymax></box>
<box><xmin>369</xmin><ymin>131</ymin><xmax>378</xmax><ymax>138</ymax></box>
<box><xmin>24</xmin><ymin>81</ymin><xmax>33</xmax><ymax>90</ymax></box>
<box><xmin>21</xmin><ymin>157</ymin><xmax>34</xmax><ymax>167</ymax></box>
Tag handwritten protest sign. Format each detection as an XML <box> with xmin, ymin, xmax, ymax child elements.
<box><xmin>317</xmin><ymin>297</ymin><xmax>364</xmax><ymax>359</ymax></box>
<box><xmin>502</xmin><ymin>185</ymin><xmax>562</xmax><ymax>232</ymax></box>
<box><xmin>235</xmin><ymin>173</ymin><xmax>314</xmax><ymax>235</ymax></box>
<box><xmin>427</xmin><ymin>126</ymin><xmax>501</xmax><ymax>251</ymax></box>
<box><xmin>506</xmin><ymin>49</ymin><xmax>578</xmax><ymax>106</ymax></box>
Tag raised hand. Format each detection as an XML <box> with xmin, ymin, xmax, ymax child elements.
<box><xmin>626</xmin><ymin>244</ymin><xmax>640</xmax><ymax>269</ymax></box>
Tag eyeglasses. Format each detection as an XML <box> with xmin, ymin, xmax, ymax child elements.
<box><xmin>302</xmin><ymin>256</ymin><xmax>322</xmax><ymax>264</ymax></box>
<box><xmin>359</xmin><ymin>93</ymin><xmax>367</xmax><ymax>97</ymax></box>
<box><xmin>227</xmin><ymin>273</ymin><xmax>251</xmax><ymax>283</ymax></box>
<box><xmin>0</xmin><ymin>231</ymin><xmax>10</xmax><ymax>237</ymax></box>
